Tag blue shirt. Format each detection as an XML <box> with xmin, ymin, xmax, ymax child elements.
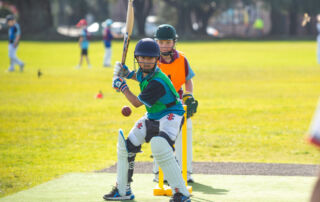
<box><xmin>8</xmin><ymin>23</ymin><xmax>21</xmax><ymax>44</ymax></box>
<box><xmin>103</xmin><ymin>28</ymin><xmax>113</xmax><ymax>48</ymax></box>
<box><xmin>80</xmin><ymin>29</ymin><xmax>89</xmax><ymax>49</ymax></box>
<box><xmin>136</xmin><ymin>67</ymin><xmax>185</xmax><ymax>120</ymax></box>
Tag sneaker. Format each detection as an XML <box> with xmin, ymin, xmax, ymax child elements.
<box><xmin>187</xmin><ymin>172</ymin><xmax>194</xmax><ymax>183</ymax></box>
<box><xmin>169</xmin><ymin>192</ymin><xmax>191</xmax><ymax>202</ymax></box>
<box><xmin>103</xmin><ymin>186</ymin><xmax>135</xmax><ymax>201</ymax></box>
<box><xmin>7</xmin><ymin>67</ymin><xmax>14</xmax><ymax>72</ymax></box>
<box><xmin>88</xmin><ymin>64</ymin><xmax>92</xmax><ymax>68</ymax></box>
<box><xmin>75</xmin><ymin>65</ymin><xmax>81</xmax><ymax>69</ymax></box>
<box><xmin>19</xmin><ymin>63</ymin><xmax>24</xmax><ymax>72</ymax></box>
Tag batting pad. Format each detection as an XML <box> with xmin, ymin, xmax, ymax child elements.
<box><xmin>309</xmin><ymin>98</ymin><xmax>320</xmax><ymax>147</ymax></box>
<box><xmin>117</xmin><ymin>129</ymin><xmax>129</xmax><ymax>196</ymax></box>
<box><xmin>151</xmin><ymin>136</ymin><xmax>190</xmax><ymax>197</ymax></box>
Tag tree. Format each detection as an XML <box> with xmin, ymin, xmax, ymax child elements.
<box><xmin>3</xmin><ymin>0</ymin><xmax>53</xmax><ymax>35</ymax></box>
<box><xmin>161</xmin><ymin>0</ymin><xmax>235</xmax><ymax>36</ymax></box>
<box><xmin>265</xmin><ymin>0</ymin><xmax>320</xmax><ymax>36</ymax></box>
<box><xmin>133</xmin><ymin>0</ymin><xmax>153</xmax><ymax>36</ymax></box>
<box><xmin>162</xmin><ymin>0</ymin><xmax>193</xmax><ymax>36</ymax></box>
<box><xmin>189</xmin><ymin>0</ymin><xmax>235</xmax><ymax>35</ymax></box>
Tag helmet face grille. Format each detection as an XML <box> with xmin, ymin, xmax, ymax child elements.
<box><xmin>155</xmin><ymin>24</ymin><xmax>177</xmax><ymax>40</ymax></box>
<box><xmin>134</xmin><ymin>38</ymin><xmax>160</xmax><ymax>58</ymax></box>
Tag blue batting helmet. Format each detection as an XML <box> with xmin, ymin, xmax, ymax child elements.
<box><xmin>105</xmin><ymin>19</ymin><xmax>113</xmax><ymax>27</ymax></box>
<box><xmin>134</xmin><ymin>38</ymin><xmax>160</xmax><ymax>58</ymax></box>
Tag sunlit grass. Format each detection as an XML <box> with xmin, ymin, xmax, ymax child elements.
<box><xmin>0</xmin><ymin>40</ymin><xmax>320</xmax><ymax>197</ymax></box>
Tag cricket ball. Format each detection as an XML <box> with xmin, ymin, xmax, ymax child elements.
<box><xmin>122</xmin><ymin>106</ymin><xmax>132</xmax><ymax>117</ymax></box>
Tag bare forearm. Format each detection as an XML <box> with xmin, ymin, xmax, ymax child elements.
<box><xmin>79</xmin><ymin>37</ymin><xmax>83</xmax><ymax>46</ymax></box>
<box><xmin>130</xmin><ymin>73</ymin><xmax>137</xmax><ymax>81</ymax></box>
<box><xmin>14</xmin><ymin>35</ymin><xmax>20</xmax><ymax>46</ymax></box>
<box><xmin>185</xmin><ymin>79</ymin><xmax>193</xmax><ymax>93</ymax></box>
<box><xmin>122</xmin><ymin>88</ymin><xmax>143</xmax><ymax>108</ymax></box>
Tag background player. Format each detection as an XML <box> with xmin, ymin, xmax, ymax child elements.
<box><xmin>102</xmin><ymin>19</ymin><xmax>122</xmax><ymax>67</ymax></box>
<box><xmin>76</xmin><ymin>19</ymin><xmax>91</xmax><ymax>68</ymax></box>
<box><xmin>309</xmin><ymin>98</ymin><xmax>320</xmax><ymax>202</ymax></box>
<box><xmin>6</xmin><ymin>14</ymin><xmax>24</xmax><ymax>72</ymax></box>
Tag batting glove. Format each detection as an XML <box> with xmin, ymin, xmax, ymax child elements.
<box><xmin>113</xmin><ymin>77</ymin><xmax>128</xmax><ymax>93</ymax></box>
<box><xmin>183</xmin><ymin>92</ymin><xmax>199</xmax><ymax>118</ymax></box>
<box><xmin>113</xmin><ymin>61</ymin><xmax>135</xmax><ymax>79</ymax></box>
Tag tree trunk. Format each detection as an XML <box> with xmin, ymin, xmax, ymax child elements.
<box><xmin>288</xmin><ymin>0</ymin><xmax>298</xmax><ymax>36</ymax></box>
<box><xmin>269</xmin><ymin>2</ymin><xmax>286</xmax><ymax>36</ymax></box>
<box><xmin>134</xmin><ymin>0</ymin><xmax>153</xmax><ymax>36</ymax></box>
<box><xmin>9</xmin><ymin>0</ymin><xmax>53</xmax><ymax>34</ymax></box>
<box><xmin>162</xmin><ymin>0</ymin><xmax>193</xmax><ymax>37</ymax></box>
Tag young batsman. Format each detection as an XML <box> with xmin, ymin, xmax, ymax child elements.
<box><xmin>153</xmin><ymin>24</ymin><xmax>198</xmax><ymax>183</ymax></box>
<box><xmin>76</xmin><ymin>19</ymin><xmax>91</xmax><ymax>68</ymax></box>
<box><xmin>6</xmin><ymin>14</ymin><xmax>24</xmax><ymax>72</ymax></box>
<box><xmin>103</xmin><ymin>38</ymin><xmax>191</xmax><ymax>202</ymax></box>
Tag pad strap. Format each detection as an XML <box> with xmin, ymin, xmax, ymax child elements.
<box><xmin>126</xmin><ymin>139</ymin><xmax>141</xmax><ymax>183</ymax></box>
<box><xmin>145</xmin><ymin>119</ymin><xmax>160</xmax><ymax>143</ymax></box>
<box><xmin>159</xmin><ymin>131</ymin><xmax>175</xmax><ymax>151</ymax></box>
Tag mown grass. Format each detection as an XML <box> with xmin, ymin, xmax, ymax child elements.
<box><xmin>0</xmin><ymin>40</ymin><xmax>320</xmax><ymax>197</ymax></box>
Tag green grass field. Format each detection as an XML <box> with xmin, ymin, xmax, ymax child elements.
<box><xmin>0</xmin><ymin>173</ymin><xmax>315</xmax><ymax>202</ymax></box>
<box><xmin>0</xmin><ymin>40</ymin><xmax>320</xmax><ymax>198</ymax></box>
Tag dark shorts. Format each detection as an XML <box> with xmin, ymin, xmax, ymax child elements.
<box><xmin>81</xmin><ymin>49</ymin><xmax>88</xmax><ymax>56</ymax></box>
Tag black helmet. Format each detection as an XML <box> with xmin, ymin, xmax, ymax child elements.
<box><xmin>134</xmin><ymin>38</ymin><xmax>160</xmax><ymax>58</ymax></box>
<box><xmin>154</xmin><ymin>24</ymin><xmax>178</xmax><ymax>41</ymax></box>
<box><xmin>134</xmin><ymin>38</ymin><xmax>160</xmax><ymax>74</ymax></box>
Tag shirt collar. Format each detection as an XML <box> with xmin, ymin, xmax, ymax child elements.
<box><xmin>137</xmin><ymin>66</ymin><xmax>160</xmax><ymax>82</ymax></box>
<box><xmin>159</xmin><ymin>49</ymin><xmax>179</xmax><ymax>64</ymax></box>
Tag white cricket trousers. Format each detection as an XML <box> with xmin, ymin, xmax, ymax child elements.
<box><xmin>8</xmin><ymin>44</ymin><xmax>23</xmax><ymax>70</ymax></box>
<box><xmin>104</xmin><ymin>47</ymin><xmax>112</xmax><ymax>66</ymax></box>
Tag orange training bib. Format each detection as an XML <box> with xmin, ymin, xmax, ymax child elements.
<box><xmin>158</xmin><ymin>52</ymin><xmax>186</xmax><ymax>92</ymax></box>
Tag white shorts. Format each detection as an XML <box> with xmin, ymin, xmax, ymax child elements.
<box><xmin>128</xmin><ymin>113</ymin><xmax>183</xmax><ymax>147</ymax></box>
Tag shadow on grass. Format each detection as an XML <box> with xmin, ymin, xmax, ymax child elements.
<box><xmin>190</xmin><ymin>182</ymin><xmax>228</xmax><ymax>202</ymax></box>
<box><xmin>192</xmin><ymin>181</ymin><xmax>228</xmax><ymax>195</ymax></box>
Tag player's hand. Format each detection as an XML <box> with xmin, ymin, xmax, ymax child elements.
<box><xmin>183</xmin><ymin>92</ymin><xmax>198</xmax><ymax>118</ymax></box>
<box><xmin>113</xmin><ymin>61</ymin><xmax>135</xmax><ymax>79</ymax></box>
<box><xmin>113</xmin><ymin>77</ymin><xmax>128</xmax><ymax>93</ymax></box>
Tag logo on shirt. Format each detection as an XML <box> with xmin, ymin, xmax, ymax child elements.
<box><xmin>167</xmin><ymin>113</ymin><xmax>175</xmax><ymax>121</ymax></box>
<box><xmin>137</xmin><ymin>122</ymin><xmax>143</xmax><ymax>129</ymax></box>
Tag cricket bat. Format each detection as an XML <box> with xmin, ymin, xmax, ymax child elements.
<box><xmin>121</xmin><ymin>0</ymin><xmax>134</xmax><ymax>66</ymax></box>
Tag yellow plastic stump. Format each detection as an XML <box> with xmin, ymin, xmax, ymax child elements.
<box><xmin>153</xmin><ymin>105</ymin><xmax>192</xmax><ymax>196</ymax></box>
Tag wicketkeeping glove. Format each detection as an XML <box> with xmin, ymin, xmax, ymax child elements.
<box><xmin>113</xmin><ymin>61</ymin><xmax>135</xmax><ymax>79</ymax></box>
<box><xmin>113</xmin><ymin>77</ymin><xmax>128</xmax><ymax>93</ymax></box>
<box><xmin>183</xmin><ymin>92</ymin><xmax>198</xmax><ymax>119</ymax></box>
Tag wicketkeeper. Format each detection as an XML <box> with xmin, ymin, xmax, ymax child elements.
<box><xmin>103</xmin><ymin>38</ymin><xmax>191</xmax><ymax>202</ymax></box>
<box><xmin>153</xmin><ymin>24</ymin><xmax>198</xmax><ymax>183</ymax></box>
